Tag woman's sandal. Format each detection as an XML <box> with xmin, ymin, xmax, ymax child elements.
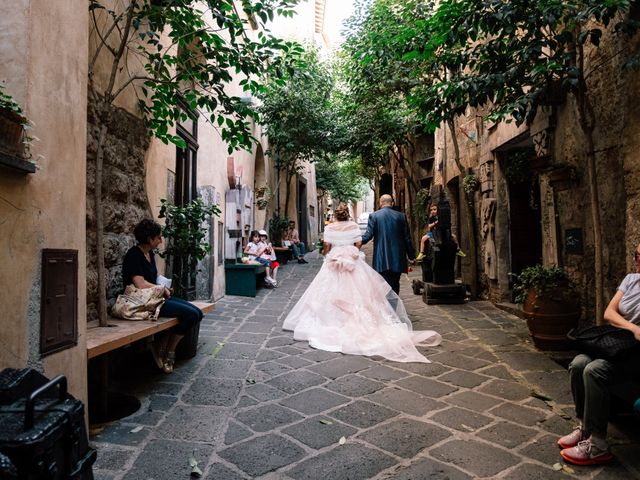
<box><xmin>162</xmin><ymin>351</ymin><xmax>176</xmax><ymax>374</ymax></box>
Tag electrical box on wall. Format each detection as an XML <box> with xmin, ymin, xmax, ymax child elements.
<box><xmin>41</xmin><ymin>249</ymin><xmax>78</xmax><ymax>356</ymax></box>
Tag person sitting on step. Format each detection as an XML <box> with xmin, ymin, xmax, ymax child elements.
<box><xmin>287</xmin><ymin>220</ymin><xmax>308</xmax><ymax>264</ymax></box>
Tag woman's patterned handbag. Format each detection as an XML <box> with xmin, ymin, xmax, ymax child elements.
<box><xmin>111</xmin><ymin>284</ymin><xmax>166</xmax><ymax>321</ymax></box>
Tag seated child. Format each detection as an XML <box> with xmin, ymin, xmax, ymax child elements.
<box><xmin>416</xmin><ymin>204</ymin><xmax>439</xmax><ymax>262</ymax></box>
<box><xmin>416</xmin><ymin>205</ymin><xmax>466</xmax><ymax>262</ymax></box>
<box><xmin>244</xmin><ymin>230</ymin><xmax>277</xmax><ymax>287</ymax></box>
<box><xmin>258</xmin><ymin>231</ymin><xmax>280</xmax><ymax>286</ymax></box>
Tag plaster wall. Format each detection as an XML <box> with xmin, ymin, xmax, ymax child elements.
<box><xmin>0</xmin><ymin>0</ymin><xmax>88</xmax><ymax>402</ymax></box>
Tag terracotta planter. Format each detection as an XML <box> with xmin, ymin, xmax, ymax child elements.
<box><xmin>523</xmin><ymin>287</ymin><xmax>580</xmax><ymax>350</ymax></box>
<box><xmin>0</xmin><ymin>108</ymin><xmax>25</xmax><ymax>155</ymax></box>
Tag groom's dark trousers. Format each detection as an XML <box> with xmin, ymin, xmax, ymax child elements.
<box><xmin>380</xmin><ymin>271</ymin><xmax>401</xmax><ymax>295</ymax></box>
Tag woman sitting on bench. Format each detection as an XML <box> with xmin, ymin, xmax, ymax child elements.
<box><xmin>122</xmin><ymin>219</ymin><xmax>203</xmax><ymax>374</ymax></box>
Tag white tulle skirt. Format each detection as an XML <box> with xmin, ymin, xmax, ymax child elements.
<box><xmin>282</xmin><ymin>246</ymin><xmax>441</xmax><ymax>363</ymax></box>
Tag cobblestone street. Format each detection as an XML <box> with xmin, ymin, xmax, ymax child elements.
<box><xmin>91</xmin><ymin>250</ymin><xmax>640</xmax><ymax>479</ymax></box>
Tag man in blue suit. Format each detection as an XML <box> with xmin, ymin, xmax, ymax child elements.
<box><xmin>361</xmin><ymin>194</ymin><xmax>415</xmax><ymax>294</ymax></box>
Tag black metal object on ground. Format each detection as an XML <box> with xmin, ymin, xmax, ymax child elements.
<box><xmin>0</xmin><ymin>368</ymin><xmax>96</xmax><ymax>479</ymax></box>
<box><xmin>422</xmin><ymin>188</ymin><xmax>466</xmax><ymax>304</ymax></box>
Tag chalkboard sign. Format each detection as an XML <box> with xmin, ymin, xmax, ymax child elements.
<box><xmin>565</xmin><ymin>228</ymin><xmax>583</xmax><ymax>255</ymax></box>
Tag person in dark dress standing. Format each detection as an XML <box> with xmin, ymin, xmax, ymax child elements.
<box><xmin>122</xmin><ymin>219</ymin><xmax>203</xmax><ymax>373</ymax></box>
<box><xmin>361</xmin><ymin>194</ymin><xmax>415</xmax><ymax>294</ymax></box>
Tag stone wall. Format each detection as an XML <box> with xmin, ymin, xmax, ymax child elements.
<box><xmin>432</xmin><ymin>24</ymin><xmax>640</xmax><ymax>318</ymax></box>
<box><xmin>86</xmin><ymin>100</ymin><xmax>152</xmax><ymax>320</ymax></box>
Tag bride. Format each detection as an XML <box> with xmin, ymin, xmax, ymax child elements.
<box><xmin>282</xmin><ymin>203</ymin><xmax>441</xmax><ymax>363</ymax></box>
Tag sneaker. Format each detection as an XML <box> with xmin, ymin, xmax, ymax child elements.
<box><xmin>161</xmin><ymin>351</ymin><xmax>175</xmax><ymax>374</ymax></box>
<box><xmin>416</xmin><ymin>252</ymin><xmax>425</xmax><ymax>262</ymax></box>
<box><xmin>151</xmin><ymin>342</ymin><xmax>166</xmax><ymax>370</ymax></box>
<box><xmin>558</xmin><ymin>427</ymin><xmax>587</xmax><ymax>449</ymax></box>
<box><xmin>456</xmin><ymin>250</ymin><xmax>466</xmax><ymax>257</ymax></box>
<box><xmin>560</xmin><ymin>439</ymin><xmax>614</xmax><ymax>466</ymax></box>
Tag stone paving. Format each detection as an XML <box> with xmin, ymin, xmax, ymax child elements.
<box><xmin>91</xmin><ymin>249</ymin><xmax>640</xmax><ymax>479</ymax></box>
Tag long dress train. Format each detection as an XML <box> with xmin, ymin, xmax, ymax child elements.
<box><xmin>282</xmin><ymin>220</ymin><xmax>441</xmax><ymax>363</ymax></box>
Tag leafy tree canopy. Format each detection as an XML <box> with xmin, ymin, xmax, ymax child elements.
<box><xmin>259</xmin><ymin>45</ymin><xmax>339</xmax><ymax>167</ymax></box>
<box><xmin>315</xmin><ymin>155</ymin><xmax>368</xmax><ymax>204</ymax></box>
<box><xmin>89</xmin><ymin>0</ymin><xmax>302</xmax><ymax>151</ymax></box>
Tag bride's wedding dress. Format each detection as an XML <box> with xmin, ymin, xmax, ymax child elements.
<box><xmin>282</xmin><ymin>220</ymin><xmax>441</xmax><ymax>363</ymax></box>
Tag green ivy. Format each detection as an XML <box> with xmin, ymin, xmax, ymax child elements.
<box><xmin>0</xmin><ymin>84</ymin><xmax>26</xmax><ymax>120</ymax></box>
<box><xmin>462</xmin><ymin>174</ymin><xmax>479</xmax><ymax>195</ymax></box>
<box><xmin>413</xmin><ymin>188</ymin><xmax>432</xmax><ymax>226</ymax></box>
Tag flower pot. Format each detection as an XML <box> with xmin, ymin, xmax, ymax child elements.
<box><xmin>0</xmin><ymin>109</ymin><xmax>25</xmax><ymax>156</ymax></box>
<box><xmin>523</xmin><ymin>288</ymin><xmax>580</xmax><ymax>350</ymax></box>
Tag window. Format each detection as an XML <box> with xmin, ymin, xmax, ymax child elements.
<box><xmin>175</xmin><ymin>106</ymin><xmax>198</xmax><ymax>206</ymax></box>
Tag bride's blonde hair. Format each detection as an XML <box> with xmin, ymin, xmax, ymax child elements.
<box><xmin>335</xmin><ymin>203</ymin><xmax>350</xmax><ymax>221</ymax></box>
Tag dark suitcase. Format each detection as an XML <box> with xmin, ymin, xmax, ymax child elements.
<box><xmin>0</xmin><ymin>369</ymin><xmax>96</xmax><ymax>480</ymax></box>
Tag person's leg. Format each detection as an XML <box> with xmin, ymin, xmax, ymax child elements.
<box><xmin>158</xmin><ymin>297</ymin><xmax>203</xmax><ymax>373</ymax></box>
<box><xmin>560</xmin><ymin>356</ymin><xmax>618</xmax><ymax>465</ymax></box>
<box><xmin>300</xmin><ymin>242</ymin><xmax>306</xmax><ymax>256</ymax></box>
<box><xmin>569</xmin><ymin>354</ymin><xmax>591</xmax><ymax>421</ymax></box>
<box><xmin>417</xmin><ymin>235</ymin><xmax>428</xmax><ymax>260</ymax></box>
<box><xmin>291</xmin><ymin>243</ymin><xmax>301</xmax><ymax>259</ymax></box>
<box><xmin>558</xmin><ymin>354</ymin><xmax>591</xmax><ymax>448</ymax></box>
<box><xmin>582</xmin><ymin>358</ymin><xmax>617</xmax><ymax>437</ymax></box>
<box><xmin>380</xmin><ymin>270</ymin><xmax>401</xmax><ymax>295</ymax></box>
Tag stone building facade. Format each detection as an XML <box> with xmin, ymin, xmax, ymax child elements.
<box><xmin>431</xmin><ymin>27</ymin><xmax>640</xmax><ymax>321</ymax></box>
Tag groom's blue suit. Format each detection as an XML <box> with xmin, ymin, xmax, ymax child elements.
<box><xmin>361</xmin><ymin>206</ymin><xmax>415</xmax><ymax>294</ymax></box>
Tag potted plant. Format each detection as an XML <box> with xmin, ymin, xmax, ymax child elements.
<box><xmin>268</xmin><ymin>214</ymin><xmax>290</xmax><ymax>246</ymax></box>
<box><xmin>255</xmin><ymin>185</ymin><xmax>271</xmax><ymax>210</ymax></box>
<box><xmin>511</xmin><ymin>264</ymin><xmax>580</xmax><ymax>350</ymax></box>
<box><xmin>158</xmin><ymin>198</ymin><xmax>220</xmax><ymax>358</ymax></box>
<box><xmin>0</xmin><ymin>84</ymin><xmax>27</xmax><ymax>155</ymax></box>
<box><xmin>0</xmin><ymin>84</ymin><xmax>38</xmax><ymax>173</ymax></box>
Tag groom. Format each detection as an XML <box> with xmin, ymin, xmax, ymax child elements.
<box><xmin>361</xmin><ymin>194</ymin><xmax>415</xmax><ymax>294</ymax></box>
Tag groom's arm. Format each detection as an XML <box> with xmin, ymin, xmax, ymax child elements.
<box><xmin>402</xmin><ymin>214</ymin><xmax>415</xmax><ymax>260</ymax></box>
<box><xmin>361</xmin><ymin>215</ymin><xmax>375</xmax><ymax>245</ymax></box>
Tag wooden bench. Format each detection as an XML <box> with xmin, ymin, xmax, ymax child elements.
<box><xmin>225</xmin><ymin>263</ymin><xmax>266</xmax><ymax>297</ymax></box>
<box><xmin>87</xmin><ymin>301</ymin><xmax>215</xmax><ymax>359</ymax></box>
